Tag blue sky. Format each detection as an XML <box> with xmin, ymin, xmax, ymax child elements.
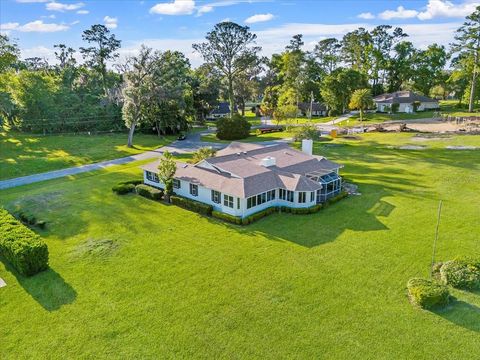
<box><xmin>1</xmin><ymin>0</ymin><xmax>479</xmax><ymax>66</ymax></box>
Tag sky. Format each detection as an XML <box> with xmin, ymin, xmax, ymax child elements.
<box><xmin>1</xmin><ymin>0</ymin><xmax>479</xmax><ymax>67</ymax></box>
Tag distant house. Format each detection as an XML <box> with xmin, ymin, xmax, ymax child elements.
<box><xmin>298</xmin><ymin>102</ymin><xmax>327</xmax><ymax>116</ymax></box>
<box><xmin>373</xmin><ymin>91</ymin><xmax>439</xmax><ymax>113</ymax></box>
<box><xmin>206</xmin><ymin>102</ymin><xmax>237</xmax><ymax>120</ymax></box>
<box><xmin>141</xmin><ymin>141</ymin><xmax>343</xmax><ymax>218</ymax></box>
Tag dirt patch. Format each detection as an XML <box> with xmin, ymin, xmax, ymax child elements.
<box><xmin>398</xmin><ymin>145</ymin><xmax>426</xmax><ymax>150</ymax></box>
<box><xmin>71</xmin><ymin>238</ymin><xmax>120</xmax><ymax>259</ymax></box>
<box><xmin>446</xmin><ymin>146</ymin><xmax>478</xmax><ymax>150</ymax></box>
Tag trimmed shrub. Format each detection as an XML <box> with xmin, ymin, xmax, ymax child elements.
<box><xmin>0</xmin><ymin>208</ymin><xmax>49</xmax><ymax>276</ymax></box>
<box><xmin>212</xmin><ymin>211</ymin><xmax>242</xmax><ymax>225</ymax></box>
<box><xmin>440</xmin><ymin>259</ymin><xmax>480</xmax><ymax>290</ymax></box>
<box><xmin>407</xmin><ymin>278</ymin><xmax>450</xmax><ymax>309</ymax></box>
<box><xmin>325</xmin><ymin>191</ymin><xmax>348</xmax><ymax>206</ymax></box>
<box><xmin>135</xmin><ymin>184</ymin><xmax>163</xmax><ymax>201</ymax></box>
<box><xmin>242</xmin><ymin>207</ymin><xmax>278</xmax><ymax>225</ymax></box>
<box><xmin>216</xmin><ymin>114</ymin><xmax>251</xmax><ymax>140</ymax></box>
<box><xmin>171</xmin><ymin>195</ymin><xmax>213</xmax><ymax>216</ymax></box>
<box><xmin>293</xmin><ymin>124</ymin><xmax>320</xmax><ymax>142</ymax></box>
<box><xmin>112</xmin><ymin>183</ymin><xmax>136</xmax><ymax>195</ymax></box>
<box><xmin>14</xmin><ymin>209</ymin><xmax>46</xmax><ymax>229</ymax></box>
<box><xmin>112</xmin><ymin>179</ymin><xmax>143</xmax><ymax>195</ymax></box>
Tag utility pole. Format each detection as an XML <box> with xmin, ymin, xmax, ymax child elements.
<box><xmin>309</xmin><ymin>91</ymin><xmax>314</xmax><ymax>121</ymax></box>
<box><xmin>430</xmin><ymin>200</ymin><xmax>443</xmax><ymax>278</ymax></box>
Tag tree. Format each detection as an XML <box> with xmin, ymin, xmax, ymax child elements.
<box><xmin>121</xmin><ymin>46</ymin><xmax>155</xmax><ymax>147</ymax></box>
<box><xmin>193</xmin><ymin>22</ymin><xmax>261</xmax><ymax>116</ymax></box>
<box><xmin>260</xmin><ymin>85</ymin><xmax>279</xmax><ymax>117</ymax></box>
<box><xmin>321</xmin><ymin>68</ymin><xmax>369</xmax><ymax>114</ymax></box>
<box><xmin>387</xmin><ymin>41</ymin><xmax>416</xmax><ymax>92</ymax></box>
<box><xmin>192</xmin><ymin>147</ymin><xmax>217</xmax><ymax>163</ymax></box>
<box><xmin>54</xmin><ymin>44</ymin><xmax>76</xmax><ymax>69</ymax></box>
<box><xmin>80</xmin><ymin>24</ymin><xmax>121</xmax><ymax>95</ymax></box>
<box><xmin>349</xmin><ymin>88</ymin><xmax>373</xmax><ymax>121</ymax></box>
<box><xmin>341</xmin><ymin>28</ymin><xmax>372</xmax><ymax>76</ymax></box>
<box><xmin>273</xmin><ymin>104</ymin><xmax>297</xmax><ymax>126</ymax></box>
<box><xmin>313</xmin><ymin>38</ymin><xmax>341</xmax><ymax>74</ymax></box>
<box><xmin>451</xmin><ymin>5</ymin><xmax>480</xmax><ymax>112</ymax></box>
<box><xmin>411</xmin><ymin>44</ymin><xmax>448</xmax><ymax>96</ymax></box>
<box><xmin>0</xmin><ymin>35</ymin><xmax>19</xmax><ymax>73</ymax></box>
<box><xmin>157</xmin><ymin>150</ymin><xmax>176</xmax><ymax>202</ymax></box>
<box><xmin>190</xmin><ymin>64</ymin><xmax>221</xmax><ymax>122</ymax></box>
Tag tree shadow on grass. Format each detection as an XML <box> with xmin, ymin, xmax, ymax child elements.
<box><xmin>433</xmin><ymin>298</ymin><xmax>480</xmax><ymax>333</ymax></box>
<box><xmin>1</xmin><ymin>256</ymin><xmax>76</xmax><ymax>311</ymax></box>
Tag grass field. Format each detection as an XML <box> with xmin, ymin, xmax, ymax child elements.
<box><xmin>0</xmin><ymin>130</ymin><xmax>174</xmax><ymax>180</ymax></box>
<box><xmin>0</xmin><ymin>133</ymin><xmax>479</xmax><ymax>358</ymax></box>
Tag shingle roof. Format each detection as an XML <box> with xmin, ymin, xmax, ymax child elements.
<box><xmin>298</xmin><ymin>102</ymin><xmax>326</xmax><ymax>112</ymax></box>
<box><xmin>142</xmin><ymin>142</ymin><xmax>341</xmax><ymax>198</ymax></box>
<box><xmin>210</xmin><ymin>102</ymin><xmax>237</xmax><ymax>115</ymax></box>
<box><xmin>373</xmin><ymin>91</ymin><xmax>438</xmax><ymax>104</ymax></box>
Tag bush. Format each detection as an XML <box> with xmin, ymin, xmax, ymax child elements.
<box><xmin>14</xmin><ymin>209</ymin><xmax>46</xmax><ymax>229</ymax></box>
<box><xmin>293</xmin><ymin>124</ymin><xmax>320</xmax><ymax>142</ymax></box>
<box><xmin>391</xmin><ymin>103</ymin><xmax>400</xmax><ymax>113</ymax></box>
<box><xmin>212</xmin><ymin>211</ymin><xmax>242</xmax><ymax>225</ymax></box>
<box><xmin>242</xmin><ymin>207</ymin><xmax>278</xmax><ymax>225</ymax></box>
<box><xmin>325</xmin><ymin>191</ymin><xmax>348</xmax><ymax>206</ymax></box>
<box><xmin>0</xmin><ymin>208</ymin><xmax>49</xmax><ymax>276</ymax></box>
<box><xmin>171</xmin><ymin>195</ymin><xmax>213</xmax><ymax>216</ymax></box>
<box><xmin>328</xmin><ymin>109</ymin><xmax>340</xmax><ymax>117</ymax></box>
<box><xmin>216</xmin><ymin>114</ymin><xmax>251</xmax><ymax>140</ymax></box>
<box><xmin>112</xmin><ymin>183</ymin><xmax>136</xmax><ymax>195</ymax></box>
<box><xmin>135</xmin><ymin>184</ymin><xmax>163</xmax><ymax>201</ymax></box>
<box><xmin>440</xmin><ymin>259</ymin><xmax>480</xmax><ymax>289</ymax></box>
<box><xmin>407</xmin><ymin>278</ymin><xmax>450</xmax><ymax>309</ymax></box>
<box><xmin>112</xmin><ymin>179</ymin><xmax>143</xmax><ymax>195</ymax></box>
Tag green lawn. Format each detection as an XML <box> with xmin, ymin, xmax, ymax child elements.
<box><xmin>1</xmin><ymin>133</ymin><xmax>480</xmax><ymax>358</ymax></box>
<box><xmin>0</xmin><ymin>130</ymin><xmax>175</xmax><ymax>180</ymax></box>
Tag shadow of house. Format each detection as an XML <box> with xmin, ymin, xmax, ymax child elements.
<box><xmin>434</xmin><ymin>299</ymin><xmax>480</xmax><ymax>333</ymax></box>
<box><xmin>1</xmin><ymin>256</ymin><xmax>76</xmax><ymax>311</ymax></box>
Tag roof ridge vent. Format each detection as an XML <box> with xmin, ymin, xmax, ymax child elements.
<box><xmin>260</xmin><ymin>156</ymin><xmax>276</xmax><ymax>167</ymax></box>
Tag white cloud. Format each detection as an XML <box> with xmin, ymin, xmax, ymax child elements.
<box><xmin>245</xmin><ymin>13</ymin><xmax>274</xmax><ymax>24</ymax></box>
<box><xmin>417</xmin><ymin>0</ymin><xmax>479</xmax><ymax>20</ymax></box>
<box><xmin>6</xmin><ymin>20</ymin><xmax>70</xmax><ymax>32</ymax></box>
<box><xmin>379</xmin><ymin>6</ymin><xmax>419</xmax><ymax>20</ymax></box>
<box><xmin>104</xmin><ymin>16</ymin><xmax>118</xmax><ymax>29</ymax></box>
<box><xmin>46</xmin><ymin>1</ymin><xmax>85</xmax><ymax>12</ymax></box>
<box><xmin>150</xmin><ymin>0</ymin><xmax>195</xmax><ymax>15</ymax></box>
<box><xmin>77</xmin><ymin>10</ymin><xmax>89</xmax><ymax>14</ymax></box>
<box><xmin>70</xmin><ymin>20</ymin><xmax>80</xmax><ymax>25</ymax></box>
<box><xmin>357</xmin><ymin>12</ymin><xmax>375</xmax><ymax>20</ymax></box>
<box><xmin>197</xmin><ymin>5</ymin><xmax>213</xmax><ymax>15</ymax></box>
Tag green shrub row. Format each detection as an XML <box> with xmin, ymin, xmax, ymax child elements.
<box><xmin>439</xmin><ymin>258</ymin><xmax>480</xmax><ymax>290</ymax></box>
<box><xmin>0</xmin><ymin>208</ymin><xmax>49</xmax><ymax>277</ymax></box>
<box><xmin>112</xmin><ymin>179</ymin><xmax>143</xmax><ymax>195</ymax></box>
<box><xmin>212</xmin><ymin>211</ymin><xmax>242</xmax><ymax>225</ymax></box>
<box><xmin>171</xmin><ymin>195</ymin><xmax>213</xmax><ymax>215</ymax></box>
<box><xmin>136</xmin><ymin>184</ymin><xmax>163</xmax><ymax>201</ymax></box>
<box><xmin>241</xmin><ymin>207</ymin><xmax>277</xmax><ymax>225</ymax></box>
<box><xmin>280</xmin><ymin>204</ymin><xmax>323</xmax><ymax>215</ymax></box>
<box><xmin>407</xmin><ymin>278</ymin><xmax>450</xmax><ymax>309</ymax></box>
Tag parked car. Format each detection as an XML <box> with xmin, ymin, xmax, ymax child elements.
<box><xmin>177</xmin><ymin>133</ymin><xmax>186</xmax><ymax>140</ymax></box>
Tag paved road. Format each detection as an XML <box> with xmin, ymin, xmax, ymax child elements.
<box><xmin>0</xmin><ymin>131</ymin><xmax>292</xmax><ymax>190</ymax></box>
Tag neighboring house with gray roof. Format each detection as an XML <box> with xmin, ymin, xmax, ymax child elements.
<box><xmin>206</xmin><ymin>102</ymin><xmax>237</xmax><ymax>119</ymax></box>
<box><xmin>373</xmin><ymin>91</ymin><xmax>439</xmax><ymax>113</ymax></box>
<box><xmin>298</xmin><ymin>102</ymin><xmax>327</xmax><ymax>116</ymax></box>
<box><xmin>141</xmin><ymin>141</ymin><xmax>343</xmax><ymax>218</ymax></box>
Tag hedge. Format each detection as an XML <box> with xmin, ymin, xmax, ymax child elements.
<box><xmin>212</xmin><ymin>211</ymin><xmax>242</xmax><ymax>225</ymax></box>
<box><xmin>0</xmin><ymin>208</ymin><xmax>49</xmax><ymax>276</ymax></box>
<box><xmin>135</xmin><ymin>184</ymin><xmax>163</xmax><ymax>201</ymax></box>
<box><xmin>280</xmin><ymin>204</ymin><xmax>322</xmax><ymax>215</ymax></box>
<box><xmin>242</xmin><ymin>207</ymin><xmax>278</xmax><ymax>225</ymax></box>
<box><xmin>171</xmin><ymin>195</ymin><xmax>213</xmax><ymax>216</ymax></box>
<box><xmin>407</xmin><ymin>278</ymin><xmax>450</xmax><ymax>309</ymax></box>
<box><xmin>112</xmin><ymin>179</ymin><xmax>143</xmax><ymax>195</ymax></box>
<box><xmin>440</xmin><ymin>259</ymin><xmax>480</xmax><ymax>290</ymax></box>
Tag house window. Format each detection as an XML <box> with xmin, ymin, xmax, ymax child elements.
<box><xmin>310</xmin><ymin>192</ymin><xmax>315</xmax><ymax>202</ymax></box>
<box><xmin>279</xmin><ymin>189</ymin><xmax>293</xmax><ymax>202</ymax></box>
<box><xmin>237</xmin><ymin>198</ymin><xmax>240</xmax><ymax>209</ymax></box>
<box><xmin>189</xmin><ymin>183</ymin><xmax>198</xmax><ymax>196</ymax></box>
<box><xmin>211</xmin><ymin>190</ymin><xmax>221</xmax><ymax>204</ymax></box>
<box><xmin>247</xmin><ymin>196</ymin><xmax>257</xmax><ymax>209</ymax></box>
<box><xmin>146</xmin><ymin>171</ymin><xmax>159</xmax><ymax>183</ymax></box>
<box><xmin>267</xmin><ymin>189</ymin><xmax>276</xmax><ymax>201</ymax></box>
<box><xmin>298</xmin><ymin>192</ymin><xmax>306</xmax><ymax>203</ymax></box>
<box><xmin>173</xmin><ymin>179</ymin><xmax>181</xmax><ymax>189</ymax></box>
<box><xmin>224</xmin><ymin>195</ymin><xmax>234</xmax><ymax>208</ymax></box>
<box><xmin>257</xmin><ymin>192</ymin><xmax>267</xmax><ymax>205</ymax></box>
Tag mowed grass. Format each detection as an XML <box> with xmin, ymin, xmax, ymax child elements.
<box><xmin>1</xmin><ymin>133</ymin><xmax>480</xmax><ymax>358</ymax></box>
<box><xmin>0</xmin><ymin>130</ymin><xmax>175</xmax><ymax>180</ymax></box>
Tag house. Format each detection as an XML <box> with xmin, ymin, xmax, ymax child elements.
<box><xmin>206</xmin><ymin>102</ymin><xmax>237</xmax><ymax>120</ymax></box>
<box><xmin>141</xmin><ymin>141</ymin><xmax>343</xmax><ymax>218</ymax></box>
<box><xmin>373</xmin><ymin>91</ymin><xmax>439</xmax><ymax>113</ymax></box>
<box><xmin>298</xmin><ymin>102</ymin><xmax>328</xmax><ymax>116</ymax></box>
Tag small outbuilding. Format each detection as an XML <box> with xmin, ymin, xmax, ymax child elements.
<box><xmin>207</xmin><ymin>102</ymin><xmax>237</xmax><ymax>120</ymax></box>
